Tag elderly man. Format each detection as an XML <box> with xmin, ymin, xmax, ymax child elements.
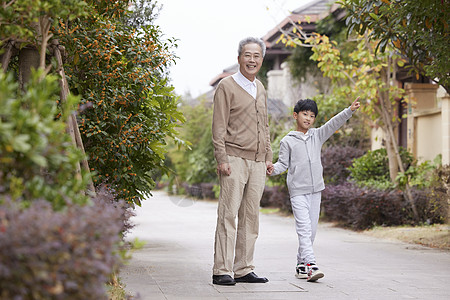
<box><xmin>211</xmin><ymin>37</ymin><xmax>273</xmax><ymax>286</ymax></box>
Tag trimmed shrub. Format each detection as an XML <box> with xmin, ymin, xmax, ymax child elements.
<box><xmin>0</xmin><ymin>189</ymin><xmax>130</xmax><ymax>300</ymax></box>
<box><xmin>348</xmin><ymin>147</ymin><xmax>414</xmax><ymax>188</ymax></box>
<box><xmin>180</xmin><ymin>182</ymin><xmax>216</xmax><ymax>200</ymax></box>
<box><xmin>321</xmin><ymin>145</ymin><xmax>365</xmax><ymax>185</ymax></box>
<box><xmin>321</xmin><ymin>182</ymin><xmax>448</xmax><ymax>230</ymax></box>
<box><xmin>261</xmin><ymin>186</ymin><xmax>291</xmax><ymax>212</ymax></box>
<box><xmin>200</xmin><ymin>182</ymin><xmax>216</xmax><ymax>199</ymax></box>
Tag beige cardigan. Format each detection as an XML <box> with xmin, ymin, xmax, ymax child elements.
<box><xmin>212</xmin><ymin>76</ymin><xmax>273</xmax><ymax>164</ymax></box>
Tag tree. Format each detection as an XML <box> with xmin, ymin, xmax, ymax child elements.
<box><xmin>307</xmin><ymin>33</ymin><xmax>418</xmax><ymax>219</ymax></box>
<box><xmin>1</xmin><ymin>0</ymin><xmax>185</xmax><ymax>206</ymax></box>
<box><xmin>341</xmin><ymin>0</ymin><xmax>450</xmax><ymax>93</ymax></box>
<box><xmin>277</xmin><ymin>10</ymin><xmax>420</xmax><ymax>218</ymax></box>
<box><xmin>52</xmin><ymin>0</ymin><xmax>185</xmax><ymax>206</ymax></box>
<box><xmin>0</xmin><ymin>70</ymin><xmax>91</xmax><ymax>209</ymax></box>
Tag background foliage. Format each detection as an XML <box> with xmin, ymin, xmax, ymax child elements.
<box><xmin>2</xmin><ymin>1</ymin><xmax>183</xmax><ymax>206</ymax></box>
<box><xmin>341</xmin><ymin>0</ymin><xmax>450</xmax><ymax>93</ymax></box>
<box><xmin>0</xmin><ymin>0</ymin><xmax>177</xmax><ymax>297</ymax></box>
<box><xmin>163</xmin><ymin>99</ymin><xmax>215</xmax><ymax>194</ymax></box>
<box><xmin>322</xmin><ymin>179</ymin><xmax>448</xmax><ymax>230</ymax></box>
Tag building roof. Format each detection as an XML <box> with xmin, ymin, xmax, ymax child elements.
<box><xmin>209</xmin><ymin>64</ymin><xmax>238</xmax><ymax>87</ymax></box>
<box><xmin>207</xmin><ymin>0</ymin><xmax>338</xmax><ymax>90</ymax></box>
<box><xmin>263</xmin><ymin>0</ymin><xmax>337</xmax><ymax>49</ymax></box>
<box><xmin>293</xmin><ymin>0</ymin><xmax>336</xmax><ymax>15</ymax></box>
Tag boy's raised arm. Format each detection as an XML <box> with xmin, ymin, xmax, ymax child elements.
<box><xmin>316</xmin><ymin>97</ymin><xmax>360</xmax><ymax>143</ymax></box>
<box><xmin>350</xmin><ymin>97</ymin><xmax>361</xmax><ymax>112</ymax></box>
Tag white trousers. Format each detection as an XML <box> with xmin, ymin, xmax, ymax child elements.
<box><xmin>290</xmin><ymin>192</ymin><xmax>322</xmax><ymax>264</ymax></box>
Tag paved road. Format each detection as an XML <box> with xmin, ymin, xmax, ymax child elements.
<box><xmin>120</xmin><ymin>190</ymin><xmax>450</xmax><ymax>300</ymax></box>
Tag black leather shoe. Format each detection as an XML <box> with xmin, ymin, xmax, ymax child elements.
<box><xmin>234</xmin><ymin>272</ymin><xmax>269</xmax><ymax>283</ymax></box>
<box><xmin>212</xmin><ymin>274</ymin><xmax>236</xmax><ymax>285</ymax></box>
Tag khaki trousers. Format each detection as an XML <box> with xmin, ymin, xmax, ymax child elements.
<box><xmin>213</xmin><ymin>155</ymin><xmax>266</xmax><ymax>277</ymax></box>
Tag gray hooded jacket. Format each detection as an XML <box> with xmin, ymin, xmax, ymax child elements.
<box><xmin>271</xmin><ymin>107</ymin><xmax>354</xmax><ymax>197</ymax></box>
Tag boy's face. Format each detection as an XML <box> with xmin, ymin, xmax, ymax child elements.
<box><xmin>294</xmin><ymin>110</ymin><xmax>316</xmax><ymax>133</ymax></box>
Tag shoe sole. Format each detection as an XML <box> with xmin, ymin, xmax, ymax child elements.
<box><xmin>295</xmin><ymin>273</ymin><xmax>308</xmax><ymax>279</ymax></box>
<box><xmin>234</xmin><ymin>279</ymin><xmax>268</xmax><ymax>283</ymax></box>
<box><xmin>307</xmin><ymin>271</ymin><xmax>324</xmax><ymax>282</ymax></box>
<box><xmin>212</xmin><ymin>280</ymin><xmax>236</xmax><ymax>286</ymax></box>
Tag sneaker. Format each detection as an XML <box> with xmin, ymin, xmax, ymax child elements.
<box><xmin>295</xmin><ymin>263</ymin><xmax>308</xmax><ymax>279</ymax></box>
<box><xmin>307</xmin><ymin>263</ymin><xmax>324</xmax><ymax>282</ymax></box>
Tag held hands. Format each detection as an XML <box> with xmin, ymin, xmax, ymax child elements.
<box><xmin>266</xmin><ymin>161</ymin><xmax>274</xmax><ymax>175</ymax></box>
<box><xmin>218</xmin><ymin>162</ymin><xmax>274</xmax><ymax>176</ymax></box>
<box><xmin>350</xmin><ymin>97</ymin><xmax>361</xmax><ymax>112</ymax></box>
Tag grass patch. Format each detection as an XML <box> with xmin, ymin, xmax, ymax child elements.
<box><xmin>260</xmin><ymin>207</ymin><xmax>281</xmax><ymax>214</ymax></box>
<box><xmin>363</xmin><ymin>224</ymin><xmax>450</xmax><ymax>250</ymax></box>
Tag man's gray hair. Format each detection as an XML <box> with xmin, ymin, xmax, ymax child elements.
<box><xmin>238</xmin><ymin>37</ymin><xmax>266</xmax><ymax>57</ymax></box>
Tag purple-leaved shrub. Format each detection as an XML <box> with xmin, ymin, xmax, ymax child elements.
<box><xmin>322</xmin><ymin>182</ymin><xmax>447</xmax><ymax>229</ymax></box>
<box><xmin>322</xmin><ymin>145</ymin><xmax>365</xmax><ymax>185</ymax></box>
<box><xmin>0</xmin><ymin>187</ymin><xmax>133</xmax><ymax>300</ymax></box>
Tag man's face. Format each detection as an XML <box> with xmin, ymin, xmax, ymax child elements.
<box><xmin>237</xmin><ymin>43</ymin><xmax>263</xmax><ymax>81</ymax></box>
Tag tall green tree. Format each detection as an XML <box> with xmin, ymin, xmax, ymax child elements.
<box><xmin>53</xmin><ymin>0</ymin><xmax>185</xmax><ymax>205</ymax></box>
<box><xmin>341</xmin><ymin>0</ymin><xmax>450</xmax><ymax>93</ymax></box>
<box><xmin>309</xmin><ymin>34</ymin><xmax>419</xmax><ymax>219</ymax></box>
<box><xmin>1</xmin><ymin>0</ymin><xmax>185</xmax><ymax>206</ymax></box>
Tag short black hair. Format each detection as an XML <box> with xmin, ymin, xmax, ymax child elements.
<box><xmin>293</xmin><ymin>99</ymin><xmax>318</xmax><ymax>116</ymax></box>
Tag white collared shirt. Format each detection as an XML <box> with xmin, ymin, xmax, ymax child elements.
<box><xmin>232</xmin><ymin>69</ymin><xmax>257</xmax><ymax>99</ymax></box>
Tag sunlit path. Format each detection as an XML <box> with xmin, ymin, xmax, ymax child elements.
<box><xmin>121</xmin><ymin>190</ymin><xmax>450</xmax><ymax>300</ymax></box>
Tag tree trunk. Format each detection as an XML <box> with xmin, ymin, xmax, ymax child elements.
<box><xmin>384</xmin><ymin>133</ymin><xmax>399</xmax><ymax>181</ymax></box>
<box><xmin>18</xmin><ymin>47</ymin><xmax>40</xmax><ymax>89</ymax></box>
<box><xmin>52</xmin><ymin>42</ymin><xmax>96</xmax><ymax>197</ymax></box>
<box><xmin>378</xmin><ymin>66</ymin><xmax>419</xmax><ymax>221</ymax></box>
<box><xmin>0</xmin><ymin>40</ymin><xmax>16</xmax><ymax>72</ymax></box>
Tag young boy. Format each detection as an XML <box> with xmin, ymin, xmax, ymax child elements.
<box><xmin>269</xmin><ymin>97</ymin><xmax>360</xmax><ymax>282</ymax></box>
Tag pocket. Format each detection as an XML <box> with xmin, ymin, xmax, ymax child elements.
<box><xmin>288</xmin><ymin>166</ymin><xmax>306</xmax><ymax>188</ymax></box>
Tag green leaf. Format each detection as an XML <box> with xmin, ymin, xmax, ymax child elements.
<box><xmin>29</xmin><ymin>153</ymin><xmax>48</xmax><ymax>167</ymax></box>
<box><xmin>369</xmin><ymin>13</ymin><xmax>380</xmax><ymax>21</ymax></box>
<box><xmin>12</xmin><ymin>134</ymin><xmax>31</xmax><ymax>152</ymax></box>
